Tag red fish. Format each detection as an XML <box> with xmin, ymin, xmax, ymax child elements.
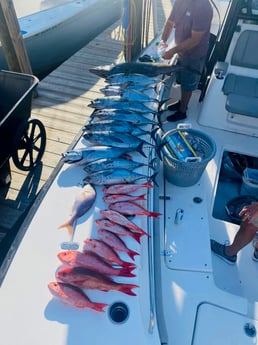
<box><xmin>95</xmin><ymin>219</ymin><xmax>142</xmax><ymax>243</ymax></box>
<box><xmin>57</xmin><ymin>250</ymin><xmax>135</xmax><ymax>277</ymax></box>
<box><xmin>97</xmin><ymin>229</ymin><xmax>139</xmax><ymax>260</ymax></box>
<box><xmin>103</xmin><ymin>193</ymin><xmax>146</xmax><ymax>204</ymax></box>
<box><xmin>56</xmin><ymin>266</ymin><xmax>138</xmax><ymax>296</ymax></box>
<box><xmin>48</xmin><ymin>281</ymin><xmax>108</xmax><ymax>311</ymax></box>
<box><xmin>109</xmin><ymin>201</ymin><xmax>161</xmax><ymax>217</ymax></box>
<box><xmin>58</xmin><ymin>184</ymin><xmax>96</xmax><ymax>235</ymax></box>
<box><xmin>102</xmin><ymin>181</ymin><xmax>153</xmax><ymax>194</ymax></box>
<box><xmin>83</xmin><ymin>238</ymin><xmax>135</xmax><ymax>267</ymax></box>
<box><xmin>100</xmin><ymin>209</ymin><xmax>150</xmax><ymax>237</ymax></box>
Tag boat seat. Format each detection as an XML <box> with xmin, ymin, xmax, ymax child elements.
<box><xmin>223</xmin><ymin>74</ymin><xmax>258</xmax><ymax>117</ymax></box>
<box><xmin>222</xmin><ymin>30</ymin><xmax>258</xmax><ymax>118</ymax></box>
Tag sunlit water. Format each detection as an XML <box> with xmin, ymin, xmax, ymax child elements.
<box><xmin>13</xmin><ymin>0</ymin><xmax>72</xmax><ymax>17</ymax></box>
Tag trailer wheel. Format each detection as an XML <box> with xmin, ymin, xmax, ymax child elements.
<box><xmin>12</xmin><ymin>118</ymin><xmax>46</xmax><ymax>171</ymax></box>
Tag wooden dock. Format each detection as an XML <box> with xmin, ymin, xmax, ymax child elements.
<box><xmin>0</xmin><ymin>0</ymin><xmax>172</xmax><ymax>248</ymax></box>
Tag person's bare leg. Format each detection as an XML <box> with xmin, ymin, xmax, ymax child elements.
<box><xmin>179</xmin><ymin>89</ymin><xmax>192</xmax><ymax>113</ymax></box>
<box><xmin>225</xmin><ymin>221</ymin><xmax>257</xmax><ymax>256</ymax></box>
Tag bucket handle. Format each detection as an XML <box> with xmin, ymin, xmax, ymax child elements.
<box><xmin>184</xmin><ymin>156</ymin><xmax>202</xmax><ymax>163</ymax></box>
<box><xmin>177</xmin><ymin>123</ymin><xmax>192</xmax><ymax>130</ymax></box>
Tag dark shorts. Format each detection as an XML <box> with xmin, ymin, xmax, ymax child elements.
<box><xmin>176</xmin><ymin>56</ymin><xmax>206</xmax><ymax>92</ymax></box>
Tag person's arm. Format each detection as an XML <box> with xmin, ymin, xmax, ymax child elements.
<box><xmin>162</xmin><ymin>30</ymin><xmax>205</xmax><ymax>60</ymax></box>
<box><xmin>239</xmin><ymin>202</ymin><xmax>258</xmax><ymax>223</ymax></box>
<box><xmin>161</xmin><ymin>19</ymin><xmax>175</xmax><ymax>44</ymax></box>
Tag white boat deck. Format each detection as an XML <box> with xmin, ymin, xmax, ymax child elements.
<box><xmin>2</xmin><ymin>1</ymin><xmax>258</xmax><ymax>345</ymax></box>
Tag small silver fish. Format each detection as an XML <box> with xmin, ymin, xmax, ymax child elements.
<box><xmin>62</xmin><ymin>146</ymin><xmax>143</xmax><ymax>165</ymax></box>
<box><xmin>83</xmin><ymin>121</ymin><xmax>148</xmax><ymax>136</ymax></box>
<box><xmin>83</xmin><ymin>131</ymin><xmax>153</xmax><ymax>148</ymax></box>
<box><xmin>105</xmin><ymin>73</ymin><xmax>160</xmax><ymax>86</ymax></box>
<box><xmin>88</xmin><ymin>97</ymin><xmax>158</xmax><ymax>113</ymax></box>
<box><xmin>90</xmin><ymin>109</ymin><xmax>157</xmax><ymax>126</ymax></box>
<box><xmin>83</xmin><ymin>169</ymin><xmax>155</xmax><ymax>186</ymax></box>
<box><xmin>83</xmin><ymin>157</ymin><xmax>152</xmax><ymax>174</ymax></box>
<box><xmin>100</xmin><ymin>86</ymin><xmax>159</xmax><ymax>103</ymax></box>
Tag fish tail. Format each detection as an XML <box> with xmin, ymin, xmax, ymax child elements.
<box><xmin>127</xmin><ymin>249</ymin><xmax>140</xmax><ymax>260</ymax></box>
<box><xmin>137</xmin><ymin>229</ymin><xmax>151</xmax><ymax>238</ymax></box>
<box><xmin>148</xmin><ymin>211</ymin><xmax>161</xmax><ymax>218</ymax></box>
<box><xmin>92</xmin><ymin>302</ymin><xmax>109</xmax><ymax>312</ymax></box>
<box><xmin>136</xmin><ymin>142</ymin><xmax>147</xmax><ymax>158</ymax></box>
<box><xmin>118</xmin><ymin>284</ymin><xmax>139</xmax><ymax>296</ymax></box>
<box><xmin>143</xmin><ymin>180</ymin><xmax>153</xmax><ymax>188</ymax></box>
<box><xmin>121</xmin><ymin>260</ymin><xmax>137</xmax><ymax>268</ymax></box>
<box><xmin>150</xmin><ymin>172</ymin><xmax>159</xmax><ymax>186</ymax></box>
<box><xmin>132</xmin><ymin>232</ymin><xmax>142</xmax><ymax>244</ymax></box>
<box><xmin>118</xmin><ymin>267</ymin><xmax>136</xmax><ymax>277</ymax></box>
<box><xmin>57</xmin><ymin>221</ymin><xmax>73</xmax><ymax>235</ymax></box>
<box><xmin>136</xmin><ymin>194</ymin><xmax>146</xmax><ymax>201</ymax></box>
<box><xmin>147</xmin><ymin>158</ymin><xmax>158</xmax><ymax>173</ymax></box>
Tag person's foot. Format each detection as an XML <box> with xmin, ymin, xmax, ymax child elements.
<box><xmin>166</xmin><ymin>110</ymin><xmax>187</xmax><ymax>122</ymax></box>
<box><xmin>210</xmin><ymin>239</ymin><xmax>237</xmax><ymax>264</ymax></box>
<box><xmin>167</xmin><ymin>101</ymin><xmax>181</xmax><ymax>111</ymax></box>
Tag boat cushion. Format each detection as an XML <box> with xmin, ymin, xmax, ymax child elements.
<box><xmin>231</xmin><ymin>30</ymin><xmax>258</xmax><ymax>69</ymax></box>
<box><xmin>226</xmin><ymin>93</ymin><xmax>258</xmax><ymax>118</ymax></box>
<box><xmin>223</xmin><ymin>73</ymin><xmax>258</xmax><ymax>97</ymax></box>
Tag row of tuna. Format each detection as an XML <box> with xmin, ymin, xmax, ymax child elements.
<box><xmin>48</xmin><ymin>62</ymin><xmax>165</xmax><ymax>311</ymax></box>
<box><xmin>60</xmin><ymin>62</ymin><xmax>166</xmax><ymax>186</ymax></box>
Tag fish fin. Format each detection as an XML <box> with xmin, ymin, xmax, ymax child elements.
<box><xmin>118</xmin><ymin>284</ymin><xmax>139</xmax><ymax>296</ymax></box>
<box><xmin>58</xmin><ymin>221</ymin><xmax>73</xmax><ymax>235</ymax></box>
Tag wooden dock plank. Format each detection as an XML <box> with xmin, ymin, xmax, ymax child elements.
<box><xmin>0</xmin><ymin>0</ymin><xmax>173</xmax><ymax>240</ymax></box>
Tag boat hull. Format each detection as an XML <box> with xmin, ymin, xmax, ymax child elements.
<box><xmin>0</xmin><ymin>0</ymin><xmax>122</xmax><ymax>79</ymax></box>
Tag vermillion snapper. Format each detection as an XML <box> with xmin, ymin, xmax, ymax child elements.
<box><xmin>95</xmin><ymin>219</ymin><xmax>142</xmax><ymax>243</ymax></box>
<box><xmin>56</xmin><ymin>267</ymin><xmax>139</xmax><ymax>296</ymax></box>
<box><xmin>97</xmin><ymin>228</ymin><xmax>140</xmax><ymax>260</ymax></box>
<box><xmin>48</xmin><ymin>281</ymin><xmax>108</xmax><ymax>311</ymax></box>
<box><xmin>83</xmin><ymin>238</ymin><xmax>135</xmax><ymax>267</ymax></box>
<box><xmin>57</xmin><ymin>250</ymin><xmax>136</xmax><ymax>277</ymax></box>
<box><xmin>102</xmin><ymin>181</ymin><xmax>153</xmax><ymax>194</ymax></box>
<box><xmin>100</xmin><ymin>209</ymin><xmax>150</xmax><ymax>237</ymax></box>
<box><xmin>109</xmin><ymin>201</ymin><xmax>161</xmax><ymax>217</ymax></box>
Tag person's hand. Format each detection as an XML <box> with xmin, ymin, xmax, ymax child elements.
<box><xmin>162</xmin><ymin>47</ymin><xmax>176</xmax><ymax>60</ymax></box>
<box><xmin>158</xmin><ymin>40</ymin><xmax>168</xmax><ymax>50</ymax></box>
<box><xmin>239</xmin><ymin>202</ymin><xmax>258</xmax><ymax>223</ymax></box>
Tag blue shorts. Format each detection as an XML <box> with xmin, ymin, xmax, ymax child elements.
<box><xmin>176</xmin><ymin>56</ymin><xmax>206</xmax><ymax>92</ymax></box>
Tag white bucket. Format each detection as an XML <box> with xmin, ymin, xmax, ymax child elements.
<box><xmin>240</xmin><ymin>168</ymin><xmax>258</xmax><ymax>196</ymax></box>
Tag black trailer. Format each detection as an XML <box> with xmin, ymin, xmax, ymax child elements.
<box><xmin>0</xmin><ymin>70</ymin><xmax>46</xmax><ymax>184</ymax></box>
